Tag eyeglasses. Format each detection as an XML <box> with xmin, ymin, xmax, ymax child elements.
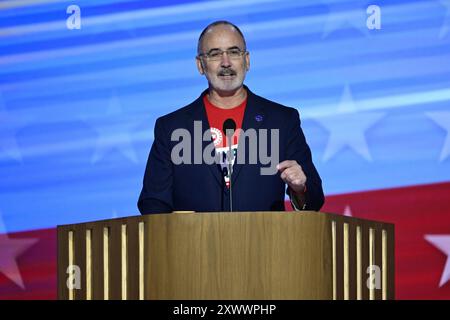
<box><xmin>198</xmin><ymin>48</ymin><xmax>247</xmax><ymax>61</ymax></box>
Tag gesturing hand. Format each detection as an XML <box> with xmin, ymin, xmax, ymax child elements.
<box><xmin>276</xmin><ymin>160</ymin><xmax>307</xmax><ymax>194</ymax></box>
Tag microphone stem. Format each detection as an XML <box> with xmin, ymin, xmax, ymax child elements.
<box><xmin>228</xmin><ymin>136</ymin><xmax>233</xmax><ymax>212</ymax></box>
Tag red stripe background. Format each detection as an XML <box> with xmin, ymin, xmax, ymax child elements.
<box><xmin>1</xmin><ymin>182</ymin><xmax>450</xmax><ymax>299</ymax></box>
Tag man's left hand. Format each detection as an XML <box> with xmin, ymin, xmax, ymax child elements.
<box><xmin>276</xmin><ymin>160</ymin><xmax>307</xmax><ymax>194</ymax></box>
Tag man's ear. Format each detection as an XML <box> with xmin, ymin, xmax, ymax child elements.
<box><xmin>196</xmin><ymin>57</ymin><xmax>205</xmax><ymax>75</ymax></box>
<box><xmin>245</xmin><ymin>52</ymin><xmax>250</xmax><ymax>72</ymax></box>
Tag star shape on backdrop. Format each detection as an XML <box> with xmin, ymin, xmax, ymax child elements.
<box><xmin>89</xmin><ymin>93</ymin><xmax>138</xmax><ymax>164</ymax></box>
<box><xmin>321</xmin><ymin>0</ymin><xmax>370</xmax><ymax>38</ymax></box>
<box><xmin>0</xmin><ymin>210</ymin><xmax>39</xmax><ymax>289</ymax></box>
<box><xmin>426</xmin><ymin>111</ymin><xmax>450</xmax><ymax>162</ymax></box>
<box><xmin>343</xmin><ymin>205</ymin><xmax>353</xmax><ymax>217</ymax></box>
<box><xmin>0</xmin><ymin>91</ymin><xmax>26</xmax><ymax>162</ymax></box>
<box><xmin>315</xmin><ymin>85</ymin><xmax>385</xmax><ymax>162</ymax></box>
<box><xmin>424</xmin><ymin>234</ymin><xmax>450</xmax><ymax>287</ymax></box>
<box><xmin>439</xmin><ymin>0</ymin><xmax>450</xmax><ymax>39</ymax></box>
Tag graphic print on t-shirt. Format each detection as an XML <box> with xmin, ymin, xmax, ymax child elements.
<box><xmin>204</xmin><ymin>95</ymin><xmax>247</xmax><ymax>188</ymax></box>
<box><xmin>211</xmin><ymin>129</ymin><xmax>238</xmax><ymax>188</ymax></box>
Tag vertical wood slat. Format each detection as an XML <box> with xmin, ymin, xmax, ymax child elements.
<box><xmin>361</xmin><ymin>225</ymin><xmax>370</xmax><ymax>300</ymax></box>
<box><xmin>121</xmin><ymin>224</ymin><xmax>128</xmax><ymax>300</ymax></box>
<box><xmin>382</xmin><ymin>229</ymin><xmax>388</xmax><ymax>300</ymax></box>
<box><xmin>126</xmin><ymin>220</ymin><xmax>139</xmax><ymax>300</ymax></box>
<box><xmin>369</xmin><ymin>228</ymin><xmax>375</xmax><ymax>300</ymax></box>
<box><xmin>68</xmin><ymin>231</ymin><xmax>74</xmax><ymax>300</ymax></box>
<box><xmin>356</xmin><ymin>225</ymin><xmax>362</xmax><ymax>300</ymax></box>
<box><xmin>145</xmin><ymin>220</ymin><xmax>153</xmax><ymax>300</ymax></box>
<box><xmin>139</xmin><ymin>221</ymin><xmax>145</xmax><ymax>300</ymax></box>
<box><xmin>109</xmin><ymin>223</ymin><xmax>122</xmax><ymax>300</ymax></box>
<box><xmin>375</xmin><ymin>226</ymin><xmax>383</xmax><ymax>300</ymax></box>
<box><xmin>335</xmin><ymin>219</ymin><xmax>344</xmax><ymax>300</ymax></box>
<box><xmin>103</xmin><ymin>226</ymin><xmax>109</xmax><ymax>300</ymax></box>
<box><xmin>92</xmin><ymin>224</ymin><xmax>104</xmax><ymax>300</ymax></box>
<box><xmin>86</xmin><ymin>229</ymin><xmax>92</xmax><ymax>300</ymax></box>
<box><xmin>57</xmin><ymin>227</ymin><xmax>69</xmax><ymax>300</ymax></box>
<box><xmin>343</xmin><ymin>223</ymin><xmax>349</xmax><ymax>300</ymax></box>
<box><xmin>331</xmin><ymin>221</ymin><xmax>337</xmax><ymax>300</ymax></box>
<box><xmin>347</xmin><ymin>222</ymin><xmax>357</xmax><ymax>300</ymax></box>
<box><xmin>73</xmin><ymin>225</ymin><xmax>86</xmax><ymax>300</ymax></box>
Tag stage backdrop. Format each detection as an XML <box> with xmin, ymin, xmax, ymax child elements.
<box><xmin>1</xmin><ymin>0</ymin><xmax>450</xmax><ymax>299</ymax></box>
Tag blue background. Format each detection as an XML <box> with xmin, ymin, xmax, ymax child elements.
<box><xmin>1</xmin><ymin>0</ymin><xmax>450</xmax><ymax>232</ymax></box>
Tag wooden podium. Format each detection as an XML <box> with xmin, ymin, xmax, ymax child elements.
<box><xmin>57</xmin><ymin>212</ymin><xmax>394</xmax><ymax>300</ymax></box>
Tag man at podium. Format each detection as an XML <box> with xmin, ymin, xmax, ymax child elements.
<box><xmin>138</xmin><ymin>21</ymin><xmax>324</xmax><ymax>214</ymax></box>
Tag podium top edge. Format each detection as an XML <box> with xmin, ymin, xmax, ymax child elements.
<box><xmin>56</xmin><ymin>211</ymin><xmax>394</xmax><ymax>229</ymax></box>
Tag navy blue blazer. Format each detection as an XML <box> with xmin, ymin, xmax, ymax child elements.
<box><xmin>138</xmin><ymin>87</ymin><xmax>324</xmax><ymax>214</ymax></box>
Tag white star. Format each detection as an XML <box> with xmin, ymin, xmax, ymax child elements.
<box><xmin>316</xmin><ymin>85</ymin><xmax>385</xmax><ymax>162</ymax></box>
<box><xmin>343</xmin><ymin>205</ymin><xmax>353</xmax><ymax>217</ymax></box>
<box><xmin>0</xmin><ymin>211</ymin><xmax>39</xmax><ymax>289</ymax></box>
<box><xmin>90</xmin><ymin>94</ymin><xmax>138</xmax><ymax>164</ymax></box>
<box><xmin>439</xmin><ymin>0</ymin><xmax>450</xmax><ymax>39</ymax></box>
<box><xmin>0</xmin><ymin>92</ymin><xmax>24</xmax><ymax>162</ymax></box>
<box><xmin>322</xmin><ymin>1</ymin><xmax>370</xmax><ymax>38</ymax></box>
<box><xmin>425</xmin><ymin>234</ymin><xmax>450</xmax><ymax>287</ymax></box>
<box><xmin>426</xmin><ymin>111</ymin><xmax>450</xmax><ymax>162</ymax></box>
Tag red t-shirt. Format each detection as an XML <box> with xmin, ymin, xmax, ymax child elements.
<box><xmin>204</xmin><ymin>94</ymin><xmax>247</xmax><ymax>187</ymax></box>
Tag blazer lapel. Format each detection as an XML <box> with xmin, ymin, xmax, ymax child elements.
<box><xmin>186</xmin><ymin>91</ymin><xmax>223</xmax><ymax>186</ymax></box>
<box><xmin>231</xmin><ymin>88</ymin><xmax>265</xmax><ymax>185</ymax></box>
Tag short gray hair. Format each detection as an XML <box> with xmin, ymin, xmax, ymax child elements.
<box><xmin>197</xmin><ymin>20</ymin><xmax>247</xmax><ymax>55</ymax></box>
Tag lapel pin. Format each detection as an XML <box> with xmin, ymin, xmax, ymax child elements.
<box><xmin>255</xmin><ymin>115</ymin><xmax>263</xmax><ymax>122</ymax></box>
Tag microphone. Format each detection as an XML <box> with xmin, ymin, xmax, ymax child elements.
<box><xmin>223</xmin><ymin>118</ymin><xmax>236</xmax><ymax>212</ymax></box>
<box><xmin>223</xmin><ymin>118</ymin><xmax>236</xmax><ymax>136</ymax></box>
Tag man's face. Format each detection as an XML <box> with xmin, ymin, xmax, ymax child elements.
<box><xmin>196</xmin><ymin>25</ymin><xmax>250</xmax><ymax>94</ymax></box>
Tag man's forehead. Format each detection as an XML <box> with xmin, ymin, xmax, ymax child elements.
<box><xmin>205</xmin><ymin>24</ymin><xmax>236</xmax><ymax>35</ymax></box>
<box><xmin>202</xmin><ymin>25</ymin><xmax>244</xmax><ymax>47</ymax></box>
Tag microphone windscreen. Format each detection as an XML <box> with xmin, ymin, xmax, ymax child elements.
<box><xmin>223</xmin><ymin>118</ymin><xmax>236</xmax><ymax>137</ymax></box>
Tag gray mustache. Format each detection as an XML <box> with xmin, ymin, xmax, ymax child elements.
<box><xmin>218</xmin><ymin>69</ymin><xmax>236</xmax><ymax>76</ymax></box>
